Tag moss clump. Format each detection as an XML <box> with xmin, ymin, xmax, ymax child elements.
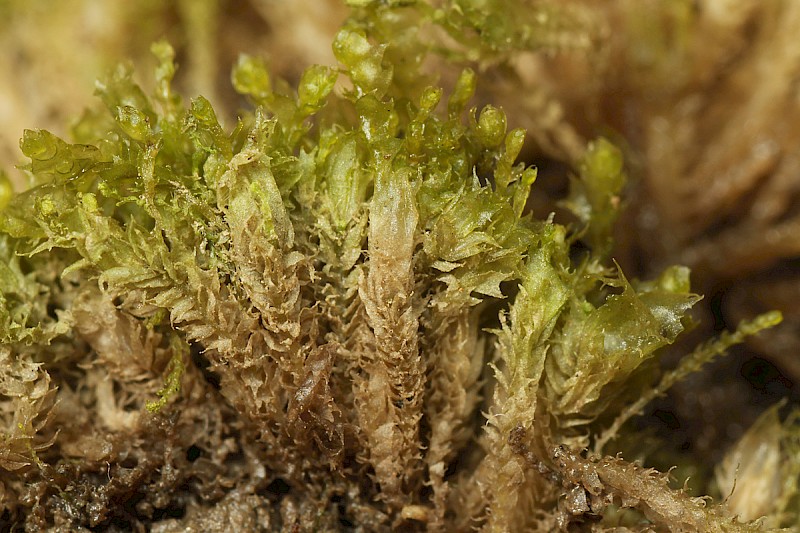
<box><xmin>0</xmin><ymin>2</ymin><xmax>796</xmax><ymax>532</ymax></box>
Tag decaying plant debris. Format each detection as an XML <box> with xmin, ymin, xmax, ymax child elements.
<box><xmin>2</xmin><ymin>1</ymin><xmax>800</xmax><ymax>532</ymax></box>
<box><xmin>511</xmin><ymin>0</ymin><xmax>800</xmax><ymax>382</ymax></box>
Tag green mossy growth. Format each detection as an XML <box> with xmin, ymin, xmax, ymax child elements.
<box><xmin>0</xmin><ymin>3</ymin><xmax>796</xmax><ymax>532</ymax></box>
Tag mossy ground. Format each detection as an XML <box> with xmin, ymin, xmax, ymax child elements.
<box><xmin>1</xmin><ymin>2</ymin><xmax>799</xmax><ymax>531</ymax></box>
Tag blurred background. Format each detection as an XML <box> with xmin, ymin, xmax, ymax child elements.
<box><xmin>2</xmin><ymin>0</ymin><xmax>799</xmax><ymax>487</ymax></box>
<box><xmin>0</xmin><ymin>0</ymin><xmax>346</xmax><ymax>180</ymax></box>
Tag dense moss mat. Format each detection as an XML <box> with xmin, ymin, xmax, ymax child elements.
<box><xmin>1</xmin><ymin>2</ymin><xmax>798</xmax><ymax>531</ymax></box>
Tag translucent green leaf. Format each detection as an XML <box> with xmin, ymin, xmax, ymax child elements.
<box><xmin>113</xmin><ymin>105</ymin><xmax>151</xmax><ymax>141</ymax></box>
<box><xmin>297</xmin><ymin>65</ymin><xmax>338</xmax><ymax>115</ymax></box>
<box><xmin>0</xmin><ymin>171</ymin><xmax>12</xmax><ymax>210</ymax></box>
<box><xmin>562</xmin><ymin>137</ymin><xmax>626</xmax><ymax>257</ymax></box>
<box><xmin>476</xmin><ymin>105</ymin><xmax>506</xmax><ymax>149</ymax></box>
<box><xmin>231</xmin><ymin>54</ymin><xmax>272</xmax><ymax>103</ymax></box>
<box><xmin>333</xmin><ymin>28</ymin><xmax>392</xmax><ymax>96</ymax></box>
<box><xmin>19</xmin><ymin>130</ymin><xmax>103</xmax><ymax>184</ymax></box>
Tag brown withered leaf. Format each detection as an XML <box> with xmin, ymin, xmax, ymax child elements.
<box><xmin>287</xmin><ymin>343</ymin><xmax>345</xmax><ymax>464</ymax></box>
